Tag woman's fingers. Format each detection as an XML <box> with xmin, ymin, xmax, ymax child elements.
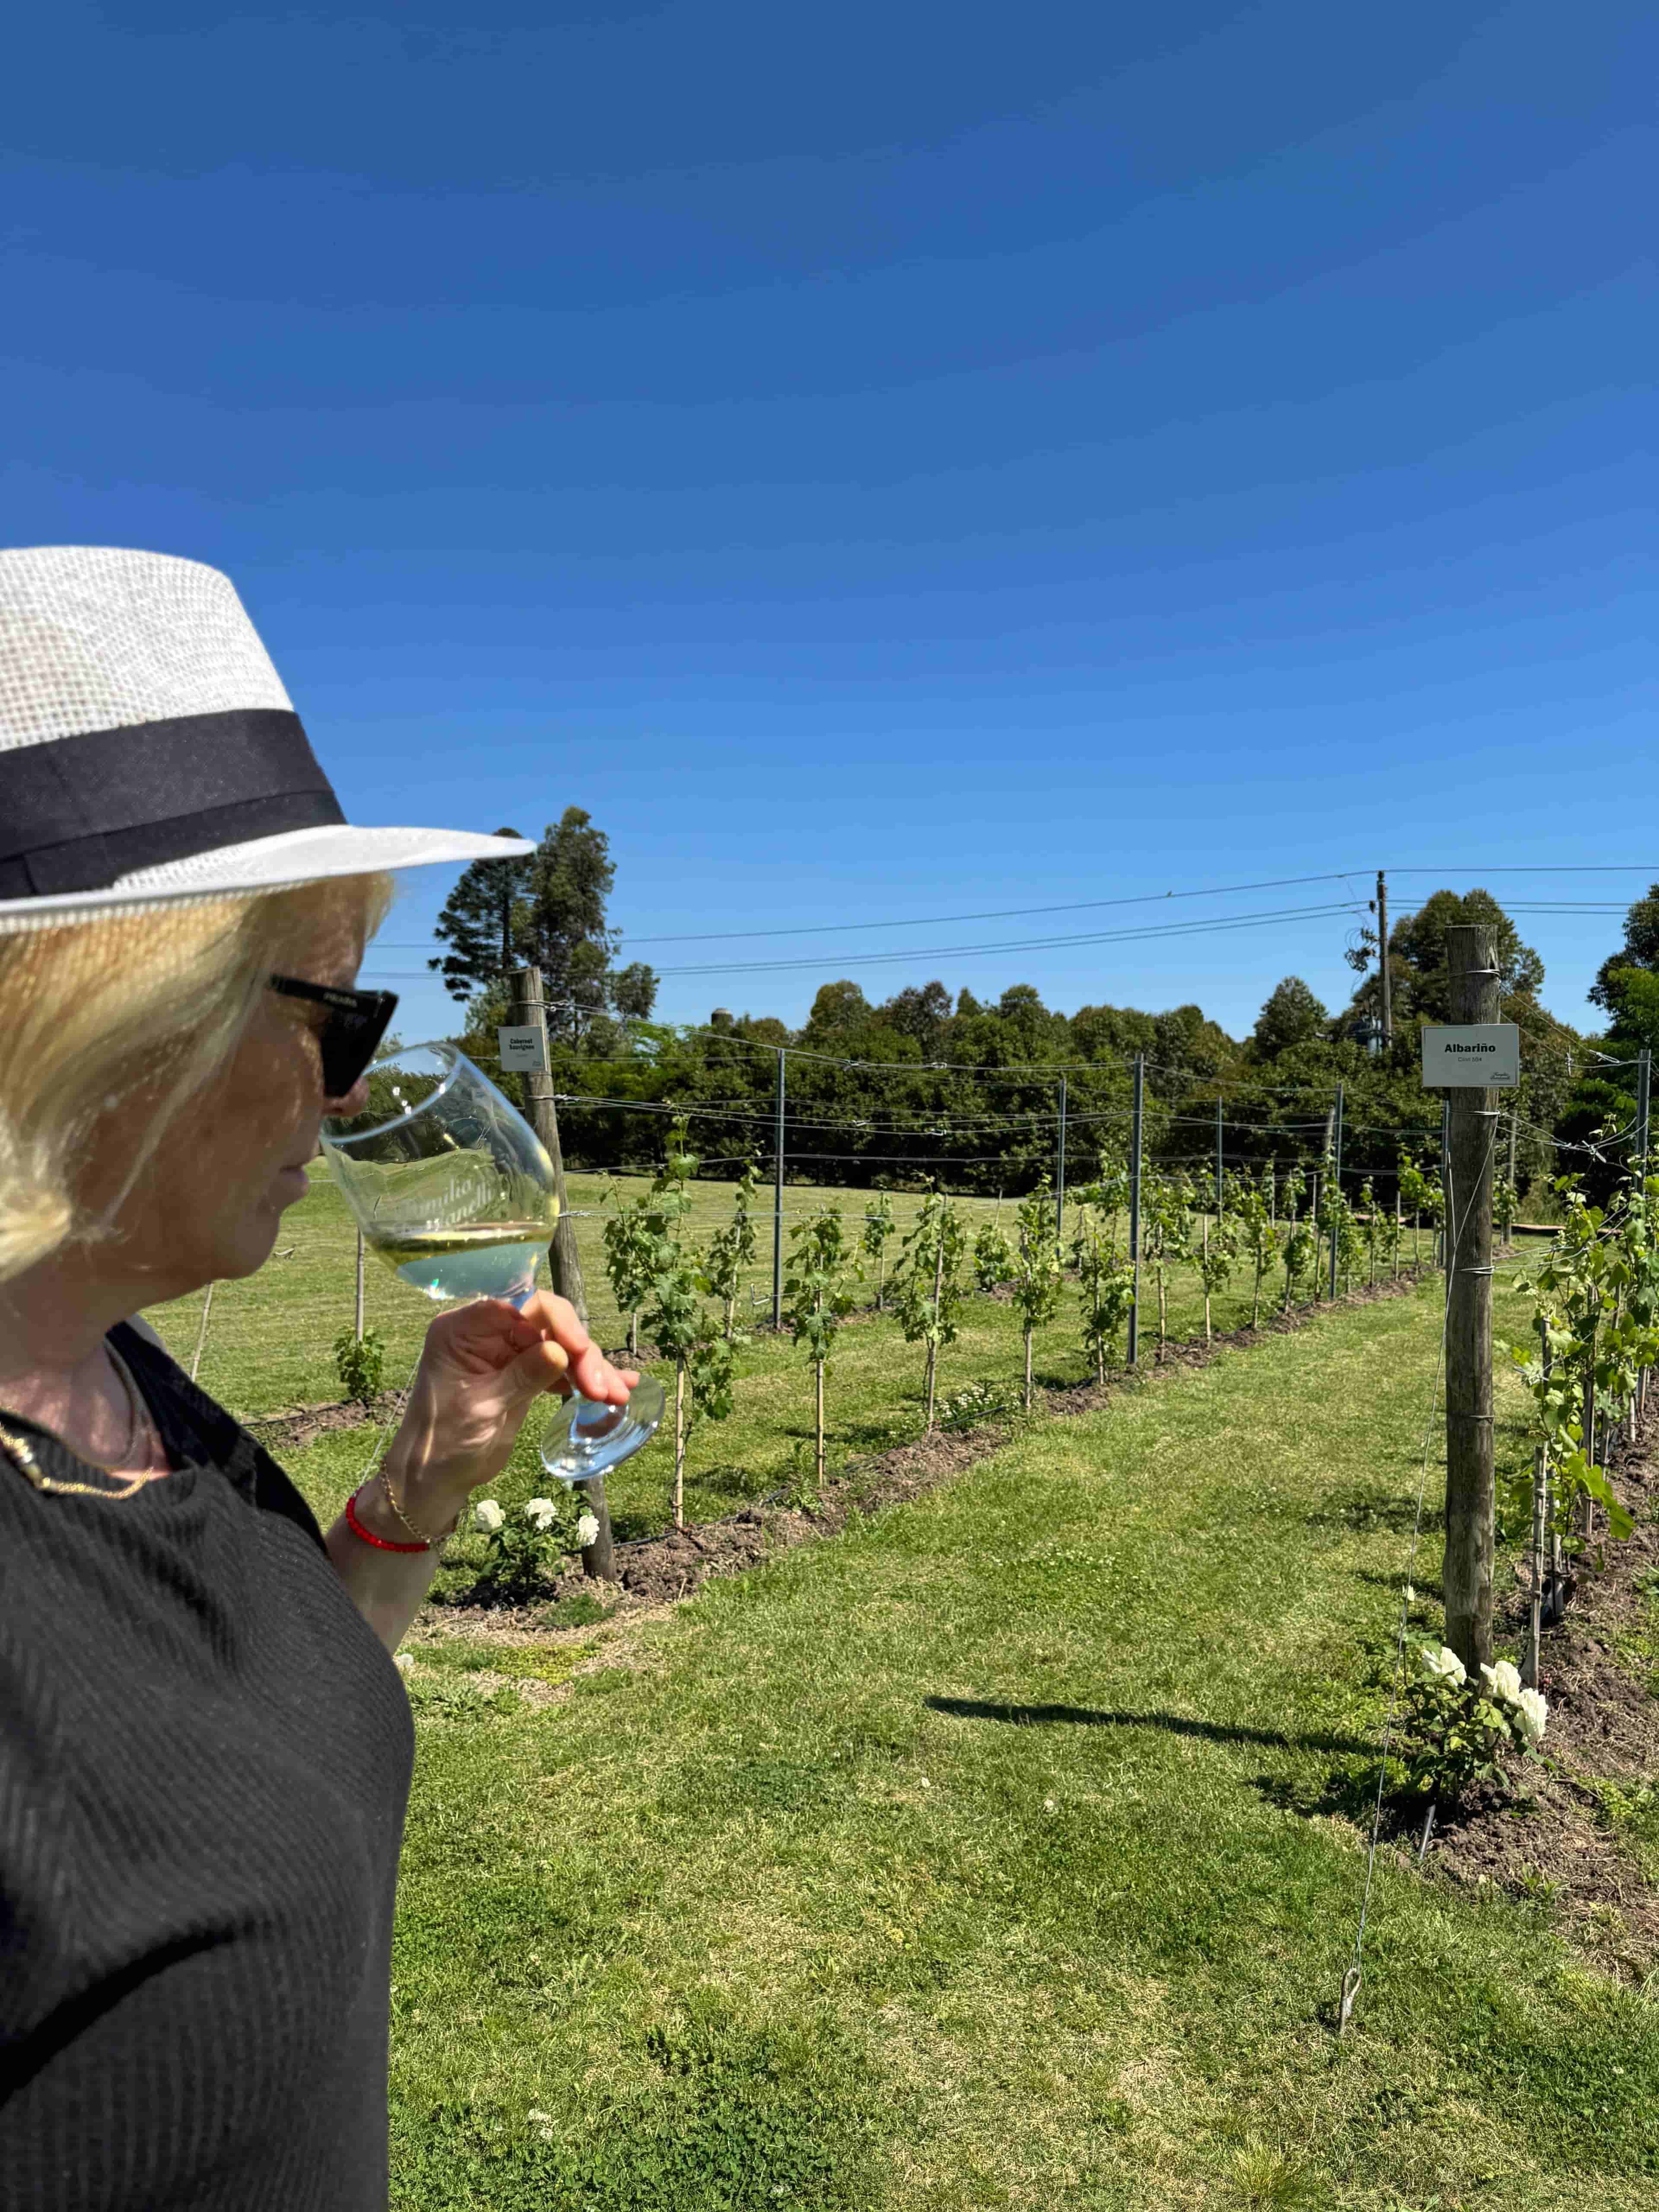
<box><xmin>511</xmin><ymin>1290</ymin><xmax>633</xmax><ymax>1404</ymax></box>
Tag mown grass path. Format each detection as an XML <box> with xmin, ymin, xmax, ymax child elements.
<box><xmin>385</xmin><ymin>1279</ymin><xmax>1659</xmax><ymax>2211</ymax></box>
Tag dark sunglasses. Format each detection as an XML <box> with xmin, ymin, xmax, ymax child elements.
<box><xmin>267</xmin><ymin>976</ymin><xmax>399</xmax><ymax>1098</ymax></box>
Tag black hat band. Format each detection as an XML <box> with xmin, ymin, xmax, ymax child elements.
<box><xmin>0</xmin><ymin>708</ymin><xmax>345</xmax><ymax>899</ymax></box>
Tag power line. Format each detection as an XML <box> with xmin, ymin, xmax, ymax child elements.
<box><xmin>369</xmin><ymin>863</ymin><xmax>1657</xmax><ymax>956</ymax></box>
<box><xmin>647</xmin><ymin>900</ymin><xmax>1365</xmax><ymax>978</ymax></box>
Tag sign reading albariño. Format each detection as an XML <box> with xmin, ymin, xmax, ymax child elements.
<box><xmin>1420</xmin><ymin>1023</ymin><xmax>1520</xmax><ymax>1090</ymax></box>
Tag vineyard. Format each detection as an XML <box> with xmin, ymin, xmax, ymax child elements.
<box><xmin>137</xmin><ymin>898</ymin><xmax>1659</xmax><ymax>2208</ymax></box>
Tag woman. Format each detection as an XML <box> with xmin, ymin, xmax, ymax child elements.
<box><xmin>0</xmin><ymin>547</ymin><xmax>636</xmax><ymax>2209</ymax></box>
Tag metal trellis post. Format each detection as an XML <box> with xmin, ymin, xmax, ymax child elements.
<box><xmin>1127</xmin><ymin>1055</ymin><xmax>1144</xmax><ymax>1367</ymax></box>
<box><xmin>1215</xmin><ymin>1096</ymin><xmax>1224</xmax><ymax>1217</ymax></box>
<box><xmin>772</xmin><ymin>1046</ymin><xmax>786</xmax><ymax>1328</ymax></box>
<box><xmin>1056</xmin><ymin>1074</ymin><xmax>1068</xmax><ymax>1249</ymax></box>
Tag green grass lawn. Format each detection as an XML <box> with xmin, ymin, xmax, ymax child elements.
<box><xmin>373</xmin><ymin>1279</ymin><xmax>1654</xmax><ymax>2211</ymax></box>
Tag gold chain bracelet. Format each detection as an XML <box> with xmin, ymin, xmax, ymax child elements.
<box><xmin>377</xmin><ymin>1462</ymin><xmax>458</xmax><ymax>1549</ymax></box>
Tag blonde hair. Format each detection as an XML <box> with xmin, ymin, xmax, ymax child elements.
<box><xmin>0</xmin><ymin>876</ymin><xmax>392</xmax><ymax>1286</ymax></box>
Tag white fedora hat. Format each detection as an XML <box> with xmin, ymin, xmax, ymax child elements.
<box><xmin>0</xmin><ymin>545</ymin><xmax>532</xmax><ymax>931</ymax></box>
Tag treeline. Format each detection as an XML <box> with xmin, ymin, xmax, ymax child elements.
<box><xmin>442</xmin><ymin>875</ymin><xmax>1595</xmax><ymax>1201</ymax></box>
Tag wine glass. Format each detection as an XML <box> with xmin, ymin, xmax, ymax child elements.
<box><xmin>320</xmin><ymin>1041</ymin><xmax>664</xmax><ymax>1482</ymax></box>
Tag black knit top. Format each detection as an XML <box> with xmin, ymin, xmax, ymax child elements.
<box><xmin>0</xmin><ymin>1322</ymin><xmax>414</xmax><ymax>2211</ymax></box>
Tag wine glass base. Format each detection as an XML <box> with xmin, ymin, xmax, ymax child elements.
<box><xmin>540</xmin><ymin>1377</ymin><xmax>666</xmax><ymax>1484</ymax></box>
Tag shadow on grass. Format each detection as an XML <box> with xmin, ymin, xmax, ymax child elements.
<box><xmin>925</xmin><ymin>1696</ymin><xmax>1373</xmax><ymax>1757</ymax></box>
<box><xmin>1305</xmin><ymin>1482</ymin><xmax>1444</xmax><ymax>1536</ymax></box>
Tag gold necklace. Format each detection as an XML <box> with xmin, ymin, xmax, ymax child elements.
<box><xmin>0</xmin><ymin>1344</ymin><xmax>163</xmax><ymax>1500</ymax></box>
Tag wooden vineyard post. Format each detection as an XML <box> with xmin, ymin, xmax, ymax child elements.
<box><xmin>509</xmin><ymin>963</ymin><xmax>610</xmax><ymax>1580</ymax></box>
<box><xmin>925</xmin><ymin>1207</ymin><xmax>946</xmax><ymax>1430</ymax></box>
<box><xmin>354</xmin><ymin>1229</ymin><xmax>365</xmax><ymax>1342</ymax></box>
<box><xmin>1394</xmin><ymin>1185</ymin><xmax>1402</xmax><ymax>1280</ymax></box>
<box><xmin>1376</xmin><ymin>868</ymin><xmax>1392</xmax><ymax>1046</ymax></box>
<box><xmin>1442</xmin><ymin>924</ymin><xmax>1499</xmax><ymax>1673</ymax></box>
<box><xmin>772</xmin><ymin>1047</ymin><xmax>786</xmax><ymax>1328</ymax></box>
<box><xmin>1439</xmin><ymin>1097</ymin><xmax>1450</xmax><ymax>1271</ymax></box>
<box><xmin>1127</xmin><ymin>1055</ymin><xmax>1144</xmax><ymax>1367</ymax></box>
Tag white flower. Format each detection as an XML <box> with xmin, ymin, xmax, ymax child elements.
<box><xmin>1479</xmin><ymin>1659</ymin><xmax>1522</xmax><ymax>1704</ymax></box>
<box><xmin>472</xmin><ymin>1498</ymin><xmax>505</xmax><ymax>1534</ymax></box>
<box><xmin>575</xmin><ymin>1511</ymin><xmax>600</xmax><ymax>1548</ymax></box>
<box><xmin>1513</xmin><ymin>1687</ymin><xmax>1548</xmax><ymax>1743</ymax></box>
<box><xmin>1422</xmin><ymin>1643</ymin><xmax>1466</xmax><ymax>1687</ymax></box>
<box><xmin>523</xmin><ymin>1497</ymin><xmax>559</xmax><ymax>1532</ymax></box>
<box><xmin>919</xmin><ymin>1777</ymin><xmax>930</xmax><ymax>1789</ymax></box>
<box><xmin>394</xmin><ymin>1652</ymin><xmax>414</xmax><ymax>1673</ymax></box>
<box><xmin>1044</xmin><ymin>1797</ymin><xmax>1057</xmax><ymax>1813</ymax></box>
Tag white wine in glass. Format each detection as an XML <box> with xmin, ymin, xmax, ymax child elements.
<box><xmin>321</xmin><ymin>1042</ymin><xmax>663</xmax><ymax>1482</ymax></box>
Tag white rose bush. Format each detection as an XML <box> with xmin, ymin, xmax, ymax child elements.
<box><xmin>1402</xmin><ymin>1640</ymin><xmax>1548</xmax><ymax>1806</ymax></box>
<box><xmin>454</xmin><ymin>1490</ymin><xmax>585</xmax><ymax>1607</ymax></box>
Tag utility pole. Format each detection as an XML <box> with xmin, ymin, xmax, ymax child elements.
<box><xmin>1443</xmin><ymin>924</ymin><xmax>1499</xmax><ymax>1673</ymax></box>
<box><xmin>511</xmin><ymin>963</ymin><xmax>609</xmax><ymax>1579</ymax></box>
<box><xmin>1376</xmin><ymin>869</ymin><xmax>1392</xmax><ymax>1048</ymax></box>
<box><xmin>1055</xmin><ymin>1075</ymin><xmax>1068</xmax><ymax>1250</ymax></box>
<box><xmin>1127</xmin><ymin>1055</ymin><xmax>1144</xmax><ymax>1367</ymax></box>
<box><xmin>1328</xmin><ymin>1082</ymin><xmax>1344</xmax><ymax>1299</ymax></box>
<box><xmin>772</xmin><ymin>1047</ymin><xmax>787</xmax><ymax>1328</ymax></box>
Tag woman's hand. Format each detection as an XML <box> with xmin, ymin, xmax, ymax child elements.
<box><xmin>381</xmin><ymin>1292</ymin><xmax>639</xmax><ymax>1525</ymax></box>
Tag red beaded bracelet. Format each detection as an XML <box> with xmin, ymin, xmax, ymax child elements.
<box><xmin>344</xmin><ymin>1487</ymin><xmax>431</xmax><ymax>1554</ymax></box>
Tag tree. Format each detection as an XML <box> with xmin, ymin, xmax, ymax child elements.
<box><xmin>600</xmin><ymin>1182</ymin><xmax>656</xmax><ymax>1359</ymax></box>
<box><xmin>1143</xmin><ymin>1170</ymin><xmax>1193</xmax><ymax>1361</ymax></box>
<box><xmin>973</xmin><ymin>1214</ymin><xmax>1015</xmax><ymax>1294</ymax></box>
<box><xmin>702</xmin><ymin>1156</ymin><xmax>760</xmax><ymax>1340</ymax></box>
<box><xmin>878</xmin><ymin>980</ymin><xmax>952</xmax><ymax>1056</ymax></box>
<box><xmin>782</xmin><ymin>1205</ymin><xmax>860</xmax><ymax>1487</ymax></box>
<box><xmin>638</xmin><ymin>1122</ymin><xmax>736</xmax><ymax>1529</ymax></box>
<box><xmin>429</xmin><ymin>828</ymin><xmax>535</xmax><ymax>1003</ymax></box>
<box><xmin>896</xmin><ymin>1188</ymin><xmax>966</xmax><ymax>1431</ymax></box>
<box><xmin>1071</xmin><ymin>1204</ymin><xmax>1135</xmax><ymax>1382</ymax></box>
<box><xmin>1010</xmin><ymin>1182</ymin><xmax>1065</xmax><ymax>1411</ymax></box>
<box><xmin>1252</xmin><ymin>977</ymin><xmax>1328</xmax><ymax>1058</ymax></box>
<box><xmin>1398</xmin><ymin>1153</ymin><xmax>1437</xmax><ymax>1268</ymax></box>
<box><xmin>1231</xmin><ymin>1176</ymin><xmax>1279</xmax><ymax>1328</ymax></box>
<box><xmin>1387</xmin><ymin>890</ymin><xmax>1544</xmax><ymax>1025</ymax></box>
<box><xmin>429</xmin><ymin>807</ymin><xmax>660</xmax><ymax>1035</ymax></box>
<box><xmin>1195</xmin><ymin>1211</ymin><xmax>1236</xmax><ymax>1343</ymax></box>
<box><xmin>861</xmin><ymin>1192</ymin><xmax>896</xmax><ymax>1309</ymax></box>
<box><xmin>1588</xmin><ymin>884</ymin><xmax>1659</xmax><ymax>1011</ymax></box>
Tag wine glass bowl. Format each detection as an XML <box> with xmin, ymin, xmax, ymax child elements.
<box><xmin>321</xmin><ymin>1041</ymin><xmax>665</xmax><ymax>1482</ymax></box>
<box><xmin>321</xmin><ymin>1044</ymin><xmax>556</xmax><ymax>1303</ymax></box>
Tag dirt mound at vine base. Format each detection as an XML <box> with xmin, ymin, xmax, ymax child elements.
<box><xmin>1414</xmin><ymin>1427</ymin><xmax>1659</xmax><ymax>1982</ymax></box>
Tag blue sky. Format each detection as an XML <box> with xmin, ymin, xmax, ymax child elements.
<box><xmin>5</xmin><ymin>1</ymin><xmax>1655</xmax><ymax>1043</ymax></box>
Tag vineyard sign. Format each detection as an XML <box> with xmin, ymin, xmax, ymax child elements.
<box><xmin>1420</xmin><ymin>1023</ymin><xmax>1520</xmax><ymax>1088</ymax></box>
<box><xmin>497</xmin><ymin>1024</ymin><xmax>548</xmax><ymax>1073</ymax></box>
